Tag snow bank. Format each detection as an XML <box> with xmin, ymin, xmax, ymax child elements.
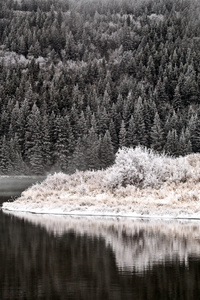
<box><xmin>2</xmin><ymin>147</ymin><xmax>200</xmax><ymax>219</ymax></box>
<box><xmin>4</xmin><ymin>212</ymin><xmax>200</xmax><ymax>272</ymax></box>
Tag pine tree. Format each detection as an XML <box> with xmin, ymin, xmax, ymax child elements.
<box><xmin>99</xmin><ymin>130</ymin><xmax>115</xmax><ymax>169</ymax></box>
<box><xmin>164</xmin><ymin>129</ymin><xmax>179</xmax><ymax>156</ymax></box>
<box><xmin>192</xmin><ymin>117</ymin><xmax>200</xmax><ymax>153</ymax></box>
<box><xmin>119</xmin><ymin>120</ymin><xmax>127</xmax><ymax>148</ymax></box>
<box><xmin>69</xmin><ymin>137</ymin><xmax>85</xmax><ymax>173</ymax></box>
<box><xmin>178</xmin><ymin>129</ymin><xmax>192</xmax><ymax>156</ymax></box>
<box><xmin>150</xmin><ymin>112</ymin><xmax>164</xmax><ymax>152</ymax></box>
<box><xmin>77</xmin><ymin>111</ymin><xmax>87</xmax><ymax>138</ymax></box>
<box><xmin>54</xmin><ymin>115</ymin><xmax>74</xmax><ymax>171</ymax></box>
<box><xmin>24</xmin><ymin>103</ymin><xmax>44</xmax><ymax>174</ymax></box>
<box><xmin>41</xmin><ymin>114</ymin><xmax>52</xmax><ymax>170</ymax></box>
<box><xmin>0</xmin><ymin>136</ymin><xmax>10</xmax><ymax>174</ymax></box>
<box><xmin>98</xmin><ymin>106</ymin><xmax>109</xmax><ymax>135</ymax></box>
<box><xmin>127</xmin><ymin>115</ymin><xmax>137</xmax><ymax>147</ymax></box>
<box><xmin>84</xmin><ymin>127</ymin><xmax>100</xmax><ymax>170</ymax></box>
<box><xmin>188</xmin><ymin>112</ymin><xmax>198</xmax><ymax>151</ymax></box>
<box><xmin>109</xmin><ymin>119</ymin><xmax>118</xmax><ymax>152</ymax></box>
<box><xmin>173</xmin><ymin>84</ymin><xmax>182</xmax><ymax>111</ymax></box>
<box><xmin>9</xmin><ymin>135</ymin><xmax>27</xmax><ymax>174</ymax></box>
<box><xmin>132</xmin><ymin>96</ymin><xmax>146</xmax><ymax>146</ymax></box>
<box><xmin>122</xmin><ymin>91</ymin><xmax>133</xmax><ymax>125</ymax></box>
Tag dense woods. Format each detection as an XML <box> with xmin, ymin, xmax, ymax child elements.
<box><xmin>0</xmin><ymin>0</ymin><xmax>200</xmax><ymax>174</ymax></box>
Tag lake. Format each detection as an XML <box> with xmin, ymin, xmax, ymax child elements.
<box><xmin>1</xmin><ymin>178</ymin><xmax>200</xmax><ymax>299</ymax></box>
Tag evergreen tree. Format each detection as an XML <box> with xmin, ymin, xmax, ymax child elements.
<box><xmin>132</xmin><ymin>96</ymin><xmax>147</xmax><ymax>146</ymax></box>
<box><xmin>164</xmin><ymin>129</ymin><xmax>179</xmax><ymax>156</ymax></box>
<box><xmin>119</xmin><ymin>120</ymin><xmax>127</xmax><ymax>148</ymax></box>
<box><xmin>0</xmin><ymin>136</ymin><xmax>10</xmax><ymax>174</ymax></box>
<box><xmin>178</xmin><ymin>129</ymin><xmax>192</xmax><ymax>156</ymax></box>
<box><xmin>69</xmin><ymin>137</ymin><xmax>86</xmax><ymax>173</ymax></box>
<box><xmin>84</xmin><ymin>127</ymin><xmax>100</xmax><ymax>170</ymax></box>
<box><xmin>24</xmin><ymin>103</ymin><xmax>44</xmax><ymax>174</ymax></box>
<box><xmin>109</xmin><ymin>119</ymin><xmax>118</xmax><ymax>152</ymax></box>
<box><xmin>99</xmin><ymin>130</ymin><xmax>115</xmax><ymax>169</ymax></box>
<box><xmin>192</xmin><ymin>117</ymin><xmax>200</xmax><ymax>153</ymax></box>
<box><xmin>41</xmin><ymin>114</ymin><xmax>52</xmax><ymax>170</ymax></box>
<box><xmin>54</xmin><ymin>115</ymin><xmax>74</xmax><ymax>171</ymax></box>
<box><xmin>127</xmin><ymin>115</ymin><xmax>137</xmax><ymax>147</ymax></box>
<box><xmin>173</xmin><ymin>84</ymin><xmax>182</xmax><ymax>111</ymax></box>
<box><xmin>150</xmin><ymin>112</ymin><xmax>164</xmax><ymax>152</ymax></box>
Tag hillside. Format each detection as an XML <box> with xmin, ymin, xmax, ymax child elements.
<box><xmin>0</xmin><ymin>0</ymin><xmax>200</xmax><ymax>174</ymax></box>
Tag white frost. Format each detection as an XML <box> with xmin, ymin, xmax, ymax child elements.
<box><xmin>2</xmin><ymin>147</ymin><xmax>200</xmax><ymax>219</ymax></box>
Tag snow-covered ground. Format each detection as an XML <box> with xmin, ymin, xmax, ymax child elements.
<box><xmin>3</xmin><ymin>212</ymin><xmax>200</xmax><ymax>272</ymax></box>
<box><xmin>2</xmin><ymin>147</ymin><xmax>200</xmax><ymax>219</ymax></box>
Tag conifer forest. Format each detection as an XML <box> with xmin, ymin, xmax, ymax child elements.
<box><xmin>0</xmin><ymin>0</ymin><xmax>200</xmax><ymax>175</ymax></box>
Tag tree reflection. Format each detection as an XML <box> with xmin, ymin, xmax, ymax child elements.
<box><xmin>1</xmin><ymin>212</ymin><xmax>200</xmax><ymax>299</ymax></box>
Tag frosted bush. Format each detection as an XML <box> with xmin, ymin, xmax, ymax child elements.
<box><xmin>18</xmin><ymin>147</ymin><xmax>194</xmax><ymax>204</ymax></box>
<box><xmin>104</xmin><ymin>147</ymin><xmax>192</xmax><ymax>189</ymax></box>
<box><xmin>43</xmin><ymin>172</ymin><xmax>70</xmax><ymax>190</ymax></box>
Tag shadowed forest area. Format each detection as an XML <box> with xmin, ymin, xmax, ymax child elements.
<box><xmin>0</xmin><ymin>0</ymin><xmax>200</xmax><ymax>174</ymax></box>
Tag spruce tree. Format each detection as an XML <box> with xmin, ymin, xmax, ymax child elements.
<box><xmin>0</xmin><ymin>136</ymin><xmax>10</xmax><ymax>174</ymax></box>
<box><xmin>84</xmin><ymin>127</ymin><xmax>100</xmax><ymax>170</ymax></box>
<box><xmin>24</xmin><ymin>103</ymin><xmax>44</xmax><ymax>174</ymax></box>
<box><xmin>132</xmin><ymin>96</ymin><xmax>146</xmax><ymax>146</ymax></box>
<box><xmin>70</xmin><ymin>137</ymin><xmax>86</xmax><ymax>173</ymax></box>
<box><xmin>192</xmin><ymin>117</ymin><xmax>200</xmax><ymax>153</ymax></box>
<box><xmin>119</xmin><ymin>120</ymin><xmax>127</xmax><ymax>148</ymax></box>
<box><xmin>127</xmin><ymin>115</ymin><xmax>137</xmax><ymax>147</ymax></box>
<box><xmin>109</xmin><ymin>119</ymin><xmax>118</xmax><ymax>152</ymax></box>
<box><xmin>173</xmin><ymin>84</ymin><xmax>182</xmax><ymax>111</ymax></box>
<box><xmin>99</xmin><ymin>130</ymin><xmax>115</xmax><ymax>169</ymax></box>
<box><xmin>150</xmin><ymin>112</ymin><xmax>164</xmax><ymax>152</ymax></box>
<box><xmin>164</xmin><ymin>129</ymin><xmax>179</xmax><ymax>156</ymax></box>
<box><xmin>178</xmin><ymin>129</ymin><xmax>192</xmax><ymax>156</ymax></box>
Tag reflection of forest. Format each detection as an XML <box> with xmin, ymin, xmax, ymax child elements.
<box><xmin>1</xmin><ymin>212</ymin><xmax>200</xmax><ymax>299</ymax></box>
<box><xmin>4</xmin><ymin>212</ymin><xmax>200</xmax><ymax>271</ymax></box>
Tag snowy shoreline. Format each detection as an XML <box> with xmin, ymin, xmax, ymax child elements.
<box><xmin>3</xmin><ymin>208</ymin><xmax>200</xmax><ymax>221</ymax></box>
<box><xmin>3</xmin><ymin>193</ymin><xmax>200</xmax><ymax>220</ymax></box>
<box><xmin>3</xmin><ymin>180</ymin><xmax>200</xmax><ymax>219</ymax></box>
<box><xmin>2</xmin><ymin>147</ymin><xmax>200</xmax><ymax>220</ymax></box>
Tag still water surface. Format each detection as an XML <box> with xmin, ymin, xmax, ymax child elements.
<box><xmin>1</xmin><ymin>178</ymin><xmax>200</xmax><ymax>299</ymax></box>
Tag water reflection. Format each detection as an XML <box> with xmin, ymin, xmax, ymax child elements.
<box><xmin>1</xmin><ymin>211</ymin><xmax>200</xmax><ymax>299</ymax></box>
<box><xmin>3</xmin><ymin>211</ymin><xmax>200</xmax><ymax>273</ymax></box>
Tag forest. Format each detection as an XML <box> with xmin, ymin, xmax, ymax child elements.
<box><xmin>0</xmin><ymin>0</ymin><xmax>200</xmax><ymax>175</ymax></box>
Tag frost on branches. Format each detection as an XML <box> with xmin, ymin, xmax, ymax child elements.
<box><xmin>104</xmin><ymin>146</ymin><xmax>191</xmax><ymax>189</ymax></box>
<box><xmin>3</xmin><ymin>146</ymin><xmax>200</xmax><ymax>218</ymax></box>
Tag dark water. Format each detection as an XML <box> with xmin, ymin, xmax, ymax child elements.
<box><xmin>0</xmin><ymin>176</ymin><xmax>45</xmax><ymax>202</ymax></box>
<box><xmin>1</xmin><ymin>180</ymin><xmax>200</xmax><ymax>299</ymax></box>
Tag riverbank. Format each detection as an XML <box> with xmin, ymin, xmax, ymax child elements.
<box><xmin>2</xmin><ymin>147</ymin><xmax>200</xmax><ymax>219</ymax></box>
